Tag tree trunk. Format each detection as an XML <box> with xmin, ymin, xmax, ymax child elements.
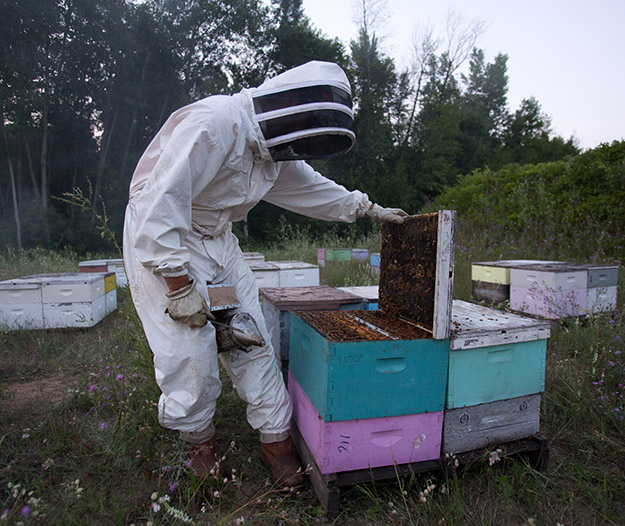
<box><xmin>40</xmin><ymin>101</ymin><xmax>49</xmax><ymax>210</ymax></box>
<box><xmin>91</xmin><ymin>104</ymin><xmax>119</xmax><ymax>222</ymax></box>
<box><xmin>23</xmin><ymin>135</ymin><xmax>41</xmax><ymax>201</ymax></box>
<box><xmin>2</xmin><ymin>116</ymin><xmax>22</xmax><ymax>250</ymax></box>
<box><xmin>119</xmin><ymin>108</ymin><xmax>138</xmax><ymax>181</ymax></box>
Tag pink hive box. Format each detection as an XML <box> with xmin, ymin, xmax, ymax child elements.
<box><xmin>510</xmin><ymin>286</ymin><xmax>587</xmax><ymax>319</ymax></box>
<box><xmin>288</xmin><ymin>371</ymin><xmax>443</xmax><ymax>474</ymax></box>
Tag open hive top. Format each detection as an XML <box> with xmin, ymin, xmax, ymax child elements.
<box><xmin>297</xmin><ymin>310</ymin><xmax>430</xmax><ymax>342</ymax></box>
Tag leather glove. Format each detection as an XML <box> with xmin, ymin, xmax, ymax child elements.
<box><xmin>165</xmin><ymin>279</ymin><xmax>214</xmax><ymax>328</ymax></box>
<box><xmin>365</xmin><ymin>204</ymin><xmax>409</xmax><ymax>224</ymax></box>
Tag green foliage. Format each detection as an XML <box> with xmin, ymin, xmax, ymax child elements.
<box><xmin>429</xmin><ymin>141</ymin><xmax>625</xmax><ymax>263</ymax></box>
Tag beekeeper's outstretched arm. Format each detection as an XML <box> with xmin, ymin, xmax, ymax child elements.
<box><xmin>264</xmin><ymin>160</ymin><xmax>408</xmax><ymax>224</ymax></box>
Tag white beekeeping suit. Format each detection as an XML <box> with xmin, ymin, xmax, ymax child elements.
<box><xmin>123</xmin><ymin>61</ymin><xmax>406</xmax><ymax>486</ymax></box>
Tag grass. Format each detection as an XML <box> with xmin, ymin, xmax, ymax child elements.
<box><xmin>1</xmin><ymin>221</ymin><xmax>624</xmax><ymax>524</ymax></box>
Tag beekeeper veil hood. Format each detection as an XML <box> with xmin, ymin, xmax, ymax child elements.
<box><xmin>251</xmin><ymin>61</ymin><xmax>355</xmax><ymax>161</ymax></box>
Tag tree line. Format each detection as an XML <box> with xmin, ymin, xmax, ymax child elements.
<box><xmin>0</xmin><ymin>0</ymin><xmax>579</xmax><ymax>251</ymax></box>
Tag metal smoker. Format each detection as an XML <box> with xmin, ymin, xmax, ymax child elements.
<box><xmin>207</xmin><ymin>284</ymin><xmax>265</xmax><ymax>353</ymax></box>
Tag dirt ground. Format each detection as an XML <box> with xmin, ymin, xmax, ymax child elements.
<box><xmin>1</xmin><ymin>373</ymin><xmax>75</xmax><ymax>436</ymax></box>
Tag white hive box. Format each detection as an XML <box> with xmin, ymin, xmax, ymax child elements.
<box><xmin>41</xmin><ymin>272</ymin><xmax>105</xmax><ymax>303</ymax></box>
<box><xmin>39</xmin><ymin>273</ymin><xmax>110</xmax><ymax>328</ymax></box>
<box><xmin>270</xmin><ymin>261</ymin><xmax>320</xmax><ymax>287</ymax></box>
<box><xmin>243</xmin><ymin>252</ymin><xmax>266</xmax><ymax>265</ymax></box>
<box><xmin>44</xmin><ymin>295</ymin><xmax>107</xmax><ymax>329</ymax></box>
<box><xmin>0</xmin><ymin>278</ymin><xmax>45</xmax><ymax>330</ymax></box>
<box><xmin>39</xmin><ymin>273</ymin><xmax>109</xmax><ymax>328</ymax></box>
<box><xmin>587</xmin><ymin>287</ymin><xmax>618</xmax><ymax>313</ymax></box>
<box><xmin>249</xmin><ymin>261</ymin><xmax>281</xmax><ymax>288</ymax></box>
<box><xmin>471</xmin><ymin>260</ymin><xmax>562</xmax><ymax>304</ymax></box>
<box><xmin>1</xmin><ymin>273</ymin><xmax>114</xmax><ymax>330</ymax></box>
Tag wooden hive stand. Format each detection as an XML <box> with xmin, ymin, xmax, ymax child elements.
<box><xmin>292</xmin><ymin>424</ymin><xmax>549</xmax><ymax>517</ymax></box>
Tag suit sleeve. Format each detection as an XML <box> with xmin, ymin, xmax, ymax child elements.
<box><xmin>262</xmin><ymin>161</ymin><xmax>372</xmax><ymax>222</ymax></box>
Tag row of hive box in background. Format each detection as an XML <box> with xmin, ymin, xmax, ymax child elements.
<box><xmin>260</xmin><ymin>284</ymin><xmax>549</xmax><ymax>474</ymax></box>
<box><xmin>0</xmin><ymin>273</ymin><xmax>118</xmax><ymax>330</ymax></box>
<box><xmin>76</xmin><ymin>252</ymin><xmax>319</xmax><ymax>290</ymax></box>
<box><xmin>0</xmin><ymin>253</ymin><xmax>319</xmax><ymax>331</ymax></box>
<box><xmin>472</xmin><ymin>260</ymin><xmax>619</xmax><ymax>318</ymax></box>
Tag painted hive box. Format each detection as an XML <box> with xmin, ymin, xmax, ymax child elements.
<box><xmin>289</xmin><ymin>310</ymin><xmax>449</xmax><ymax>421</ymax></box>
<box><xmin>289</xmin><ymin>371</ymin><xmax>443</xmax><ymax>473</ymax></box>
<box><xmin>447</xmin><ymin>300</ymin><xmax>550</xmax><ymax>409</ymax></box>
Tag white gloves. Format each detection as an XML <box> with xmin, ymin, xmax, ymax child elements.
<box><xmin>166</xmin><ymin>279</ymin><xmax>214</xmax><ymax>328</ymax></box>
<box><xmin>365</xmin><ymin>204</ymin><xmax>409</xmax><ymax>224</ymax></box>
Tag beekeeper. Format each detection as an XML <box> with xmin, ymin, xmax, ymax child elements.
<box><xmin>123</xmin><ymin>61</ymin><xmax>408</xmax><ymax>488</ymax></box>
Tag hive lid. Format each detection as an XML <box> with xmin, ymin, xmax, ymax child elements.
<box><xmin>336</xmin><ymin>286</ymin><xmax>379</xmax><ymax>301</ymax></box>
<box><xmin>259</xmin><ymin>285</ymin><xmax>361</xmax><ymax>310</ymax></box>
<box><xmin>269</xmin><ymin>260</ymin><xmax>318</xmax><ymax>270</ymax></box>
<box><xmin>248</xmin><ymin>261</ymin><xmax>279</xmax><ymax>271</ymax></box>
<box><xmin>379</xmin><ymin>210</ymin><xmax>456</xmax><ymax>339</ymax></box>
<box><xmin>473</xmin><ymin>259</ymin><xmax>562</xmax><ymax>268</ymax></box>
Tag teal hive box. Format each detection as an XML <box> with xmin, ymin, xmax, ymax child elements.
<box><xmin>447</xmin><ymin>300</ymin><xmax>550</xmax><ymax>409</ymax></box>
<box><xmin>289</xmin><ymin>310</ymin><xmax>450</xmax><ymax>422</ymax></box>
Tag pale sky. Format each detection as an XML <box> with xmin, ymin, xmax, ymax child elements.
<box><xmin>300</xmin><ymin>0</ymin><xmax>625</xmax><ymax>150</ymax></box>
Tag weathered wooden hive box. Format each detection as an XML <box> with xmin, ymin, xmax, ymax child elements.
<box><xmin>0</xmin><ymin>272</ymin><xmax>116</xmax><ymax>330</ymax></box>
<box><xmin>289</xmin><ymin>211</ymin><xmax>456</xmax><ymax>471</ymax></box>
<box><xmin>260</xmin><ymin>285</ymin><xmax>363</xmax><ymax>364</ymax></box>
<box><xmin>471</xmin><ymin>260</ymin><xmax>562</xmax><ymax>304</ymax></box>
<box><xmin>443</xmin><ymin>300</ymin><xmax>550</xmax><ymax>454</ymax></box>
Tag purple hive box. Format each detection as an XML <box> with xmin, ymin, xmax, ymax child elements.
<box><xmin>289</xmin><ymin>371</ymin><xmax>443</xmax><ymax>474</ymax></box>
<box><xmin>510</xmin><ymin>286</ymin><xmax>587</xmax><ymax>319</ymax></box>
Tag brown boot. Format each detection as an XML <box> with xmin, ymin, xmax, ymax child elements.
<box><xmin>186</xmin><ymin>436</ymin><xmax>224</xmax><ymax>478</ymax></box>
<box><xmin>260</xmin><ymin>436</ymin><xmax>306</xmax><ymax>488</ymax></box>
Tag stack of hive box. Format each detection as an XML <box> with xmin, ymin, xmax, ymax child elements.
<box><xmin>288</xmin><ymin>211</ymin><xmax>455</xmax><ymax>475</ymax></box>
<box><xmin>471</xmin><ymin>260</ymin><xmax>561</xmax><ymax>304</ymax></box>
<box><xmin>473</xmin><ymin>260</ymin><xmax>619</xmax><ymax>318</ymax></box>
<box><xmin>260</xmin><ymin>286</ymin><xmax>364</xmax><ymax>378</ymax></box>
<box><xmin>510</xmin><ymin>263</ymin><xmax>619</xmax><ymax>318</ymax></box>
<box><xmin>443</xmin><ymin>300</ymin><xmax>550</xmax><ymax>454</ymax></box>
<box><xmin>0</xmin><ymin>272</ymin><xmax>117</xmax><ymax>330</ymax></box>
<box><xmin>249</xmin><ymin>260</ymin><xmax>320</xmax><ymax>288</ymax></box>
<box><xmin>79</xmin><ymin>258</ymin><xmax>128</xmax><ymax>287</ymax></box>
